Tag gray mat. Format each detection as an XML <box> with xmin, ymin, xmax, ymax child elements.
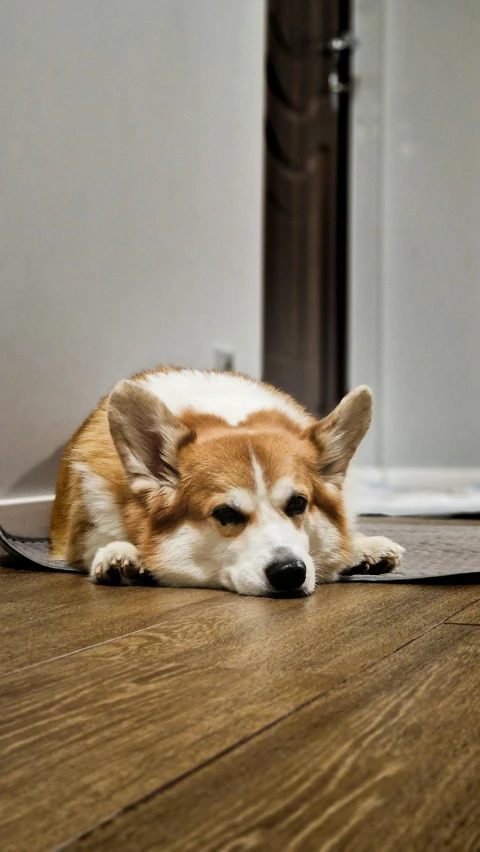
<box><xmin>1</xmin><ymin>522</ymin><xmax>480</xmax><ymax>583</ymax></box>
<box><xmin>347</xmin><ymin>521</ymin><xmax>480</xmax><ymax>582</ymax></box>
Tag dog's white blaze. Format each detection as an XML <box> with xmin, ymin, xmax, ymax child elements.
<box><xmin>241</xmin><ymin>453</ymin><xmax>315</xmax><ymax>592</ymax></box>
<box><xmin>250</xmin><ymin>451</ymin><xmax>268</xmax><ymax>501</ymax></box>
<box><xmin>143</xmin><ymin>370</ymin><xmax>310</xmax><ymax>427</ymax></box>
<box><xmin>250</xmin><ymin>456</ymin><xmax>296</xmax><ymax>528</ymax></box>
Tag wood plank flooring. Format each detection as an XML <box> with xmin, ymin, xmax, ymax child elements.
<box><xmin>1</xmin><ymin>519</ymin><xmax>479</xmax><ymax>851</ymax></box>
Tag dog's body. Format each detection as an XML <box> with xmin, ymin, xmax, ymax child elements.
<box><xmin>50</xmin><ymin>367</ymin><xmax>403</xmax><ymax>596</ymax></box>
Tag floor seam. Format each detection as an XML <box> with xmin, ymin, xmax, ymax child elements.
<box><xmin>437</xmin><ymin>595</ymin><xmax>480</xmax><ymax>625</ymax></box>
<box><xmin>0</xmin><ymin>593</ymin><xmax>226</xmax><ymax>679</ymax></box>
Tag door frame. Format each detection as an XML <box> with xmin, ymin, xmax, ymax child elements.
<box><xmin>347</xmin><ymin>0</ymin><xmax>384</xmax><ymax>466</ymax></box>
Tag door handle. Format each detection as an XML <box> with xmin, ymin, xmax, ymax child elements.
<box><xmin>325</xmin><ymin>32</ymin><xmax>358</xmax><ymax>56</ymax></box>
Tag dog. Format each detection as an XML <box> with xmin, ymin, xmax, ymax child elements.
<box><xmin>50</xmin><ymin>367</ymin><xmax>404</xmax><ymax>596</ymax></box>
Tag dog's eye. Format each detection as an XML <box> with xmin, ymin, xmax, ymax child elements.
<box><xmin>285</xmin><ymin>495</ymin><xmax>308</xmax><ymax>517</ymax></box>
<box><xmin>212</xmin><ymin>505</ymin><xmax>246</xmax><ymax>526</ymax></box>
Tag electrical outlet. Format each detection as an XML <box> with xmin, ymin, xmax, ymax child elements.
<box><xmin>214</xmin><ymin>348</ymin><xmax>235</xmax><ymax>372</ymax></box>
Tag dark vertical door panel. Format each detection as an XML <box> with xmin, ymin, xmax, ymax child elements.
<box><xmin>263</xmin><ymin>0</ymin><xmax>351</xmax><ymax>417</ymax></box>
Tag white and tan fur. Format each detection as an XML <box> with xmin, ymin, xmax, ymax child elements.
<box><xmin>50</xmin><ymin>368</ymin><xmax>404</xmax><ymax>596</ymax></box>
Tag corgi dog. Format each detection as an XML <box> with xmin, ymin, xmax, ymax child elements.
<box><xmin>50</xmin><ymin>368</ymin><xmax>404</xmax><ymax>596</ymax></box>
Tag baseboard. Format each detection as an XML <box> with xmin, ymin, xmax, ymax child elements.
<box><xmin>353</xmin><ymin>467</ymin><xmax>480</xmax><ymax>516</ymax></box>
<box><xmin>0</xmin><ymin>494</ymin><xmax>54</xmax><ymax>538</ymax></box>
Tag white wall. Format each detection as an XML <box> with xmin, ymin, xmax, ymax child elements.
<box><xmin>0</xmin><ymin>0</ymin><xmax>265</xmax><ymax>500</ymax></box>
<box><xmin>350</xmin><ymin>0</ymin><xmax>480</xmax><ymax>468</ymax></box>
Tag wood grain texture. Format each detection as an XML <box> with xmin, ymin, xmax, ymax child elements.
<box><xmin>71</xmin><ymin>625</ymin><xmax>480</xmax><ymax>852</ymax></box>
<box><xmin>1</xmin><ymin>582</ymin><xmax>478</xmax><ymax>851</ymax></box>
<box><xmin>0</xmin><ymin>565</ymin><xmax>216</xmax><ymax>675</ymax></box>
<box><xmin>1</xmin><ymin>519</ymin><xmax>480</xmax><ymax>850</ymax></box>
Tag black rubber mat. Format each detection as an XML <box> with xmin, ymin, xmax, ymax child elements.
<box><xmin>0</xmin><ymin>527</ymin><xmax>82</xmax><ymax>573</ymax></box>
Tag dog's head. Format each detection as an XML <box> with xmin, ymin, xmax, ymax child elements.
<box><xmin>107</xmin><ymin>381</ymin><xmax>372</xmax><ymax>596</ymax></box>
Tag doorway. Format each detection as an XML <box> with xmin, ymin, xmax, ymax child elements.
<box><xmin>263</xmin><ymin>0</ymin><xmax>352</xmax><ymax>416</ymax></box>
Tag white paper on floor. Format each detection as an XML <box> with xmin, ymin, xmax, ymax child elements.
<box><xmin>351</xmin><ymin>468</ymin><xmax>480</xmax><ymax>517</ymax></box>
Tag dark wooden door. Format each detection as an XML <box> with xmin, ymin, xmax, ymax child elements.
<box><xmin>263</xmin><ymin>0</ymin><xmax>352</xmax><ymax>416</ymax></box>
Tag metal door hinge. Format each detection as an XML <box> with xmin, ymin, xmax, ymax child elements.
<box><xmin>328</xmin><ymin>71</ymin><xmax>350</xmax><ymax>95</ymax></box>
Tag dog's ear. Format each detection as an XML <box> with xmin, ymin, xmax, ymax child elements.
<box><xmin>304</xmin><ymin>386</ymin><xmax>372</xmax><ymax>485</ymax></box>
<box><xmin>108</xmin><ymin>380</ymin><xmax>194</xmax><ymax>504</ymax></box>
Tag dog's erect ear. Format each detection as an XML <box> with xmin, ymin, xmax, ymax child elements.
<box><xmin>108</xmin><ymin>380</ymin><xmax>193</xmax><ymax>503</ymax></box>
<box><xmin>304</xmin><ymin>385</ymin><xmax>372</xmax><ymax>484</ymax></box>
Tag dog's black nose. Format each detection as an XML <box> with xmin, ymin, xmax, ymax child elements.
<box><xmin>265</xmin><ymin>558</ymin><xmax>306</xmax><ymax>592</ymax></box>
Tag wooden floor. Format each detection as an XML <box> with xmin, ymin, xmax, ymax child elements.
<box><xmin>1</xmin><ymin>519</ymin><xmax>480</xmax><ymax>851</ymax></box>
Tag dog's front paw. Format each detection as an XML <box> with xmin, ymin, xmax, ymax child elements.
<box><xmin>343</xmin><ymin>533</ymin><xmax>405</xmax><ymax>576</ymax></box>
<box><xmin>90</xmin><ymin>541</ymin><xmax>145</xmax><ymax>585</ymax></box>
